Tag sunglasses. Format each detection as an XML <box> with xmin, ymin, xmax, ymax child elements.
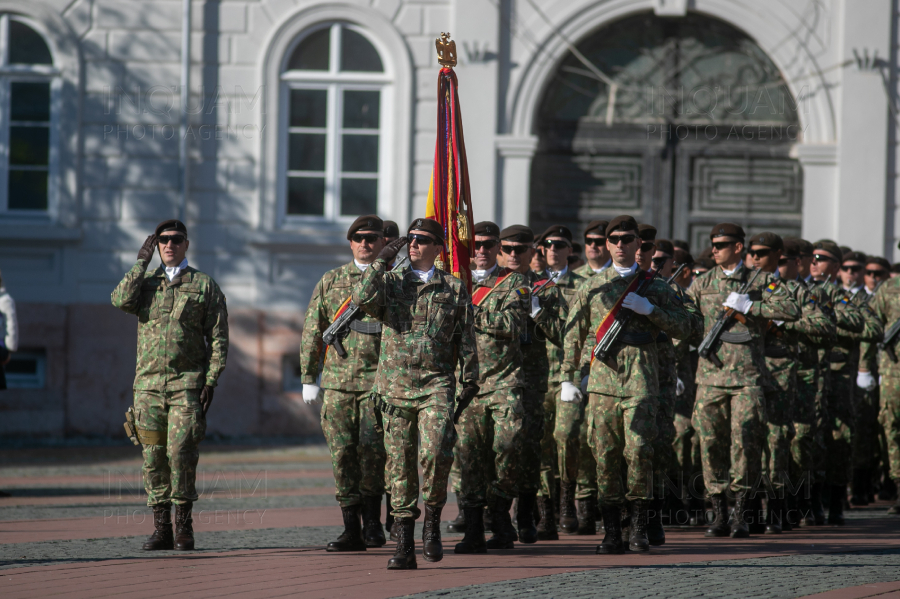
<box><xmin>866</xmin><ymin>269</ymin><xmax>888</xmax><ymax>278</ymax></box>
<box><xmin>158</xmin><ymin>234</ymin><xmax>186</xmax><ymax>245</ymax></box>
<box><xmin>408</xmin><ymin>233</ymin><xmax>436</xmax><ymax>246</ymax></box>
<box><xmin>651</xmin><ymin>256</ymin><xmax>670</xmax><ymax>267</ymax></box>
<box><xmin>640</xmin><ymin>242</ymin><xmax>656</xmax><ymax>253</ymax></box>
<box><xmin>542</xmin><ymin>239</ymin><xmax>571</xmax><ymax>250</ymax></box>
<box><xmin>840</xmin><ymin>264</ymin><xmax>862</xmax><ymax>273</ymax></box>
<box><xmin>474</xmin><ymin>240</ymin><xmax>498</xmax><ymax>250</ymax></box>
<box><xmin>608</xmin><ymin>234</ymin><xmax>637</xmax><ymax>246</ymax></box>
<box><xmin>777</xmin><ymin>258</ymin><xmax>788</xmax><ymax>266</ymax></box>
<box><xmin>351</xmin><ymin>233</ymin><xmax>382</xmax><ymax>244</ymax></box>
<box><xmin>501</xmin><ymin>244</ymin><xmax>530</xmax><ymax>255</ymax></box>
<box><xmin>584</xmin><ymin>237</ymin><xmax>606</xmax><ymax>247</ymax></box>
<box><xmin>813</xmin><ymin>254</ymin><xmax>836</xmax><ymax>263</ymax></box>
<box><xmin>747</xmin><ymin>249</ymin><xmax>772</xmax><ymax>258</ymax></box>
<box><xmin>711</xmin><ymin>241</ymin><xmax>735</xmax><ymax>250</ymax></box>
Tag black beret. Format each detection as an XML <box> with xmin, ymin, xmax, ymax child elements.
<box><xmin>748</xmin><ymin>232</ymin><xmax>784</xmax><ymax>251</ymax></box>
<box><xmin>656</xmin><ymin>239</ymin><xmax>674</xmax><ymax>256</ymax></box>
<box><xmin>474</xmin><ymin>221</ymin><xmax>500</xmax><ymax>238</ymax></box>
<box><xmin>795</xmin><ymin>238</ymin><xmax>814</xmax><ymax>257</ymax></box>
<box><xmin>673</xmin><ymin>239</ymin><xmax>690</xmax><ymax>252</ymax></box>
<box><xmin>347</xmin><ymin>214</ymin><xmax>384</xmax><ymax>240</ymax></box>
<box><xmin>499</xmin><ymin>225</ymin><xmax>534</xmax><ymax>243</ymax></box>
<box><xmin>606</xmin><ymin>215</ymin><xmax>639</xmax><ymax>236</ymax></box>
<box><xmin>782</xmin><ymin>238</ymin><xmax>801</xmax><ymax>258</ymax></box>
<box><xmin>710</xmin><ymin>222</ymin><xmax>745</xmax><ymax>241</ymax></box>
<box><xmin>584</xmin><ymin>219</ymin><xmax>609</xmax><ymax>237</ymax></box>
<box><xmin>812</xmin><ymin>239</ymin><xmax>842</xmax><ymax>260</ymax></box>
<box><xmin>155</xmin><ymin>219</ymin><xmax>187</xmax><ymax>237</ymax></box>
<box><xmin>697</xmin><ymin>257</ymin><xmax>716</xmax><ymax>270</ymax></box>
<box><xmin>892</xmin><ymin>263</ymin><xmax>900</xmax><ymax>274</ymax></box>
<box><xmin>699</xmin><ymin>246</ymin><xmax>713</xmax><ymax>260</ymax></box>
<box><xmin>867</xmin><ymin>256</ymin><xmax>891</xmax><ymax>270</ymax></box>
<box><xmin>383</xmin><ymin>220</ymin><xmax>399</xmax><ymax>238</ymax></box>
<box><xmin>842</xmin><ymin>251</ymin><xmax>867</xmax><ymax>264</ymax></box>
<box><xmin>674</xmin><ymin>248</ymin><xmax>694</xmax><ymax>266</ymax></box>
<box><xmin>840</xmin><ymin>245</ymin><xmax>853</xmax><ymax>257</ymax></box>
<box><xmin>408</xmin><ymin>217</ymin><xmax>445</xmax><ymax>241</ymax></box>
<box><xmin>638</xmin><ymin>224</ymin><xmax>657</xmax><ymax>241</ymax></box>
<box><xmin>538</xmin><ymin>224</ymin><xmax>573</xmax><ymax>243</ymax></box>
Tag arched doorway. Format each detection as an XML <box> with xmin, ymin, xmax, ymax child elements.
<box><xmin>530</xmin><ymin>11</ymin><xmax>803</xmax><ymax>249</ymax></box>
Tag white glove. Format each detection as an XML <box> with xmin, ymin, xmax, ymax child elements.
<box><xmin>676</xmin><ymin>378</ymin><xmax>685</xmax><ymax>396</ymax></box>
<box><xmin>302</xmin><ymin>384</ymin><xmax>323</xmax><ymax>405</ymax></box>
<box><xmin>580</xmin><ymin>375</ymin><xmax>589</xmax><ymax>395</ymax></box>
<box><xmin>772</xmin><ymin>320</ymin><xmax>784</xmax><ymax>327</ymax></box>
<box><xmin>561</xmin><ymin>381</ymin><xmax>583</xmax><ymax>403</ymax></box>
<box><xmin>856</xmin><ymin>371</ymin><xmax>876</xmax><ymax>391</ymax></box>
<box><xmin>723</xmin><ymin>292</ymin><xmax>753</xmax><ymax>314</ymax></box>
<box><xmin>531</xmin><ymin>295</ymin><xmax>542</xmax><ymax>318</ymax></box>
<box><xmin>622</xmin><ymin>292</ymin><xmax>654</xmax><ymax>315</ymax></box>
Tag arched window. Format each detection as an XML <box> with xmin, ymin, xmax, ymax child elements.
<box><xmin>280</xmin><ymin>23</ymin><xmax>390</xmax><ymax>222</ymax></box>
<box><xmin>0</xmin><ymin>14</ymin><xmax>57</xmax><ymax>215</ymax></box>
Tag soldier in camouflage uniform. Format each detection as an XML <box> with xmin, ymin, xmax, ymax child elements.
<box><xmin>564</xmin><ymin>215</ymin><xmax>693</xmax><ymax>554</ymax></box>
<box><xmin>299</xmin><ymin>215</ymin><xmax>389</xmax><ymax>552</ymax></box>
<box><xmin>111</xmin><ymin>219</ymin><xmax>229</xmax><ymax>552</ymax></box>
<box><xmin>353</xmin><ymin>218</ymin><xmax>479</xmax><ymax>570</ymax></box>
<box><xmin>689</xmin><ymin>223</ymin><xmax>800</xmax><ymax>539</ymax></box>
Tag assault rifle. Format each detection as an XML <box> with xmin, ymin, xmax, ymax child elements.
<box><xmin>667</xmin><ymin>263</ymin><xmax>687</xmax><ymax>285</ymax></box>
<box><xmin>322</xmin><ymin>256</ymin><xmax>408</xmax><ymax>358</ymax></box>
<box><xmin>592</xmin><ymin>268</ymin><xmax>661</xmax><ymax>362</ymax></box>
<box><xmin>697</xmin><ymin>267</ymin><xmax>763</xmax><ymax>368</ymax></box>
<box><xmin>882</xmin><ymin>320</ymin><xmax>900</xmax><ymax>363</ymax></box>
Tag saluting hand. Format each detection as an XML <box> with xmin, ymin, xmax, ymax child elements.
<box><xmin>137</xmin><ymin>234</ymin><xmax>157</xmax><ymax>262</ymax></box>
<box><xmin>378</xmin><ymin>237</ymin><xmax>408</xmax><ymax>263</ymax></box>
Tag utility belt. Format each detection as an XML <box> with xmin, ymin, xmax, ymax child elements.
<box><xmin>613</xmin><ymin>331</ymin><xmax>669</xmax><ymax>347</ymax></box>
<box><xmin>764</xmin><ymin>346</ymin><xmax>790</xmax><ymax>359</ymax></box>
<box><xmin>349</xmin><ymin>320</ymin><xmax>382</xmax><ymax>335</ymax></box>
<box><xmin>374</xmin><ymin>395</ymin><xmax>416</xmax><ymax>421</ymax></box>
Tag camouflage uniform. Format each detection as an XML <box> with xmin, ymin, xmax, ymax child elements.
<box><xmin>352</xmin><ymin>260</ymin><xmax>478</xmax><ymax>519</ymax></box>
<box><xmin>673</xmin><ymin>335</ymin><xmax>701</xmax><ymax>501</ymax></box>
<box><xmin>111</xmin><ymin>259</ymin><xmax>229</xmax><ymax>507</ymax></box>
<box><xmin>853</xmin><ymin>291</ymin><xmax>883</xmax><ymax>479</ymax></box>
<box><xmin>864</xmin><ymin>278</ymin><xmax>900</xmax><ymax>482</ymax></box>
<box><xmin>563</xmin><ymin>267</ymin><xmax>693</xmax><ymax>505</ymax></box>
<box><xmin>299</xmin><ymin>261</ymin><xmax>387</xmax><ymax>507</ymax></box>
<box><xmin>689</xmin><ymin>266</ymin><xmax>800</xmax><ymax>495</ymax></box>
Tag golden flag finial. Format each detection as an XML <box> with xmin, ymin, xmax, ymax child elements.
<box><xmin>435</xmin><ymin>32</ymin><xmax>457</xmax><ymax>67</ymax></box>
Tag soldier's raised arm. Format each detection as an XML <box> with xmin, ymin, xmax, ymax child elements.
<box><xmin>474</xmin><ymin>276</ymin><xmax>528</xmax><ymax>339</ymax></box>
<box><xmin>111</xmin><ymin>234</ymin><xmax>157</xmax><ymax>314</ymax></box>
<box><xmin>203</xmin><ymin>281</ymin><xmax>229</xmax><ymax>388</ymax></box>
<box><xmin>352</xmin><ymin>237</ymin><xmax>406</xmax><ymax>319</ymax></box>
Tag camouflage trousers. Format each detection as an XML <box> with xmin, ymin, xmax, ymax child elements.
<box><xmin>825</xmin><ymin>369</ymin><xmax>855</xmax><ymax>486</ymax></box>
<box><xmin>383</xmin><ymin>390</ymin><xmax>456</xmax><ymax>520</ymax></box>
<box><xmin>693</xmin><ymin>385</ymin><xmax>765</xmax><ymax>495</ymax></box>
<box><xmin>539</xmin><ymin>384</ymin><xmax>583</xmax><ymax>497</ymax></box>
<box><xmin>652</xmin><ymin>393</ymin><xmax>678</xmax><ymax>497</ymax></box>
<box><xmin>673</xmin><ymin>413</ymin><xmax>702</xmax><ymax>498</ymax></box>
<box><xmin>575</xmin><ymin>410</ymin><xmax>599</xmax><ymax>500</ymax></box>
<box><xmin>880</xmin><ymin>378</ymin><xmax>900</xmax><ymax>480</ymax></box>
<box><xmin>519</xmin><ymin>386</ymin><xmax>546</xmax><ymax>494</ymax></box>
<box><xmin>586</xmin><ymin>394</ymin><xmax>658</xmax><ymax>506</ymax></box>
<box><xmin>134</xmin><ymin>389</ymin><xmax>206</xmax><ymax>507</ymax></box>
<box><xmin>320</xmin><ymin>389</ymin><xmax>386</xmax><ymax>508</ymax></box>
<box><xmin>791</xmin><ymin>367</ymin><xmax>825</xmax><ymax>488</ymax></box>
<box><xmin>764</xmin><ymin>358</ymin><xmax>796</xmax><ymax>492</ymax></box>
<box><xmin>853</xmin><ymin>384</ymin><xmax>881</xmax><ymax>469</ymax></box>
<box><xmin>455</xmin><ymin>388</ymin><xmax>524</xmax><ymax>508</ymax></box>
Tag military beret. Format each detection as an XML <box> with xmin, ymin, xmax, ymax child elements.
<box><xmin>699</xmin><ymin>246</ymin><xmax>713</xmax><ymax>260</ymax></box>
<box><xmin>638</xmin><ymin>224</ymin><xmax>657</xmax><ymax>242</ymax></box>
<box><xmin>656</xmin><ymin>239</ymin><xmax>675</xmax><ymax>256</ymax></box>
<box><xmin>892</xmin><ymin>263</ymin><xmax>900</xmax><ymax>274</ymax></box>
<box><xmin>155</xmin><ymin>219</ymin><xmax>188</xmax><ymax>237</ymax></box>
<box><xmin>606</xmin><ymin>215</ymin><xmax>639</xmax><ymax>236</ymax></box>
<box><xmin>794</xmin><ymin>238</ymin><xmax>814</xmax><ymax>257</ymax></box>
<box><xmin>812</xmin><ymin>239</ymin><xmax>841</xmax><ymax>260</ymax></box>
<box><xmin>782</xmin><ymin>237</ymin><xmax>801</xmax><ymax>258</ymax></box>
<box><xmin>584</xmin><ymin>219</ymin><xmax>609</xmax><ymax>237</ymax></box>
<box><xmin>474</xmin><ymin>221</ymin><xmax>501</xmax><ymax>238</ymax></box>
<box><xmin>697</xmin><ymin>256</ymin><xmax>716</xmax><ymax>270</ymax></box>
<box><xmin>499</xmin><ymin>225</ymin><xmax>534</xmax><ymax>243</ymax></box>
<box><xmin>674</xmin><ymin>248</ymin><xmax>694</xmax><ymax>266</ymax></box>
<box><xmin>840</xmin><ymin>245</ymin><xmax>853</xmax><ymax>258</ymax></box>
<box><xmin>408</xmin><ymin>217</ymin><xmax>445</xmax><ymax>241</ymax></box>
<box><xmin>346</xmin><ymin>214</ymin><xmax>384</xmax><ymax>240</ymax></box>
<box><xmin>867</xmin><ymin>256</ymin><xmax>891</xmax><ymax>270</ymax></box>
<box><xmin>538</xmin><ymin>224</ymin><xmax>573</xmax><ymax>243</ymax></box>
<box><xmin>673</xmin><ymin>239</ymin><xmax>690</xmax><ymax>252</ymax></box>
<box><xmin>383</xmin><ymin>220</ymin><xmax>399</xmax><ymax>238</ymax></box>
<box><xmin>842</xmin><ymin>251</ymin><xmax>867</xmax><ymax>264</ymax></box>
<box><xmin>572</xmin><ymin>242</ymin><xmax>583</xmax><ymax>255</ymax></box>
<box><xmin>748</xmin><ymin>232</ymin><xmax>783</xmax><ymax>251</ymax></box>
<box><xmin>710</xmin><ymin>222</ymin><xmax>745</xmax><ymax>241</ymax></box>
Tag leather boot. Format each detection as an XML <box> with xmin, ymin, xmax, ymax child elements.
<box><xmin>576</xmin><ymin>497</ymin><xmax>597</xmax><ymax>535</ymax></box>
<box><xmin>811</xmin><ymin>481</ymin><xmax>826</xmax><ymax>525</ymax></box>
<box><xmin>486</xmin><ymin>496</ymin><xmax>517</xmax><ymax>549</ymax></box>
<box><xmin>327</xmin><ymin>505</ymin><xmax>367</xmax><ymax>552</ymax></box>
<box><xmin>628</xmin><ymin>500</ymin><xmax>650</xmax><ymax>552</ymax></box>
<box><xmin>454</xmin><ymin>507</ymin><xmax>487</xmax><ymax>554</ymax></box>
<box><xmin>387</xmin><ymin>517</ymin><xmax>416</xmax><ymax>570</ymax></box>
<box><xmin>363</xmin><ymin>495</ymin><xmax>387</xmax><ymax>548</ymax></box>
<box><xmin>596</xmin><ymin>505</ymin><xmax>625</xmax><ymax>554</ymax></box>
<box><xmin>516</xmin><ymin>493</ymin><xmax>538</xmax><ymax>544</ymax></box>
<box><xmin>389</xmin><ymin>519</ymin><xmax>400</xmax><ymax>542</ymax></box>
<box><xmin>384</xmin><ymin>492</ymin><xmax>394</xmax><ymax>533</ymax></box>
<box><xmin>483</xmin><ymin>505</ymin><xmax>493</xmax><ymax>530</ymax></box>
<box><xmin>646</xmin><ymin>498</ymin><xmax>665</xmax><ymax>546</ymax></box>
<box><xmin>889</xmin><ymin>480</ymin><xmax>900</xmax><ymax>515</ymax></box>
<box><xmin>173</xmin><ymin>503</ymin><xmax>195</xmax><ymax>551</ymax></box>
<box><xmin>851</xmin><ymin>469</ymin><xmax>868</xmax><ymax>506</ymax></box>
<box><xmin>446</xmin><ymin>493</ymin><xmax>466</xmax><ymax>533</ymax></box>
<box><xmin>142</xmin><ymin>503</ymin><xmax>174</xmax><ymax>551</ymax></box>
<box><xmin>421</xmin><ymin>504</ymin><xmax>443</xmax><ymax>562</ymax></box>
<box><xmin>748</xmin><ymin>494</ymin><xmax>766</xmax><ymax>534</ymax></box>
<box><xmin>827</xmin><ymin>484</ymin><xmax>845</xmax><ymax>525</ymax></box>
<box><xmin>880</xmin><ymin>477</ymin><xmax>897</xmax><ymax>502</ymax></box>
<box><xmin>730</xmin><ymin>492</ymin><xmax>750</xmax><ymax>538</ymax></box>
<box><xmin>559</xmin><ymin>482</ymin><xmax>578</xmax><ymax>534</ymax></box>
<box><xmin>797</xmin><ymin>486</ymin><xmax>815</xmax><ymax>527</ymax></box>
<box><xmin>765</xmin><ymin>496</ymin><xmax>783</xmax><ymax>534</ymax></box>
<box><xmin>536</xmin><ymin>495</ymin><xmax>559</xmax><ymax>540</ymax></box>
<box><xmin>705</xmin><ymin>494</ymin><xmax>730</xmax><ymax>537</ymax></box>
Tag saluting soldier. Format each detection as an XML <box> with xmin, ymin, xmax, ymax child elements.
<box><xmin>563</xmin><ymin>215</ymin><xmax>693</xmax><ymax>554</ymax></box>
<box><xmin>353</xmin><ymin>218</ymin><xmax>479</xmax><ymax>570</ymax></box>
<box><xmin>299</xmin><ymin>215</ymin><xmax>389</xmax><ymax>552</ymax></box>
<box><xmin>689</xmin><ymin>223</ymin><xmax>800</xmax><ymax>539</ymax></box>
<box><xmin>112</xmin><ymin>219</ymin><xmax>229</xmax><ymax>551</ymax></box>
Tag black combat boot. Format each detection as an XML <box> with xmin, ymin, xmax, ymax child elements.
<box><xmin>851</xmin><ymin>469</ymin><xmax>868</xmax><ymax>506</ymax></box>
<box><xmin>628</xmin><ymin>500</ymin><xmax>650</xmax><ymax>552</ymax></box>
<box><xmin>327</xmin><ymin>505</ymin><xmax>367</xmax><ymax>552</ymax></box>
<box><xmin>646</xmin><ymin>498</ymin><xmax>665</xmax><ymax>546</ymax></box>
<box><xmin>536</xmin><ymin>495</ymin><xmax>559</xmax><ymax>540</ymax></box>
<box><xmin>516</xmin><ymin>493</ymin><xmax>538</xmax><ymax>544</ymax></box>
<box><xmin>889</xmin><ymin>480</ymin><xmax>900</xmax><ymax>515</ymax></box>
<box><xmin>827</xmin><ymin>484</ymin><xmax>845</xmax><ymax>525</ymax></box>
<box><xmin>174</xmin><ymin>502</ymin><xmax>195</xmax><ymax>551</ymax></box>
<box><xmin>765</xmin><ymin>496</ymin><xmax>783</xmax><ymax>534</ymax></box>
<box><xmin>387</xmin><ymin>517</ymin><xmax>417</xmax><ymax>570</ymax></box>
<box><xmin>880</xmin><ymin>477</ymin><xmax>897</xmax><ymax>502</ymax></box>
<box><xmin>705</xmin><ymin>494</ymin><xmax>730</xmax><ymax>537</ymax></box>
<box><xmin>811</xmin><ymin>481</ymin><xmax>826</xmax><ymax>525</ymax></box>
<box><xmin>486</xmin><ymin>496</ymin><xmax>517</xmax><ymax>549</ymax></box>
<box><xmin>576</xmin><ymin>497</ymin><xmax>597</xmax><ymax>535</ymax></box>
<box><xmin>446</xmin><ymin>493</ymin><xmax>466</xmax><ymax>533</ymax></box>
<box><xmin>384</xmin><ymin>492</ymin><xmax>394</xmax><ymax>533</ymax></box>
<box><xmin>363</xmin><ymin>495</ymin><xmax>387</xmax><ymax>548</ymax></box>
<box><xmin>422</xmin><ymin>504</ymin><xmax>443</xmax><ymax>562</ymax></box>
<box><xmin>730</xmin><ymin>492</ymin><xmax>750</xmax><ymax>538</ymax></box>
<box><xmin>596</xmin><ymin>505</ymin><xmax>625</xmax><ymax>554</ymax></box>
<box><xmin>747</xmin><ymin>494</ymin><xmax>766</xmax><ymax>534</ymax></box>
<box><xmin>797</xmin><ymin>487</ymin><xmax>815</xmax><ymax>527</ymax></box>
<box><xmin>558</xmin><ymin>482</ymin><xmax>579</xmax><ymax>534</ymax></box>
<box><xmin>142</xmin><ymin>503</ymin><xmax>174</xmax><ymax>551</ymax></box>
<box><xmin>454</xmin><ymin>507</ymin><xmax>487</xmax><ymax>554</ymax></box>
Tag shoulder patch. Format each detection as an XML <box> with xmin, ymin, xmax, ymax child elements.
<box><xmin>514</xmin><ymin>286</ymin><xmax>530</xmax><ymax>298</ymax></box>
<box><xmin>765</xmin><ymin>281</ymin><xmax>779</xmax><ymax>293</ymax></box>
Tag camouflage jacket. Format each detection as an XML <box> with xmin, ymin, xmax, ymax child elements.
<box><xmin>659</xmin><ymin>286</ymin><xmax>704</xmax><ymax>404</ymax></box>
<box><xmin>540</xmin><ymin>268</ymin><xmax>584</xmax><ymax>385</ymax></box>
<box><xmin>563</xmin><ymin>267</ymin><xmax>693</xmax><ymax>398</ymax></box>
<box><xmin>472</xmin><ymin>267</ymin><xmax>529</xmax><ymax>392</ymax></box>
<box><xmin>862</xmin><ymin>278</ymin><xmax>900</xmax><ymax>378</ymax></box>
<box><xmin>808</xmin><ymin>281</ymin><xmax>875</xmax><ymax>374</ymax></box>
<box><xmin>111</xmin><ymin>259</ymin><xmax>229</xmax><ymax>391</ymax></box>
<box><xmin>521</xmin><ymin>271</ymin><xmax>566</xmax><ymax>392</ymax></box>
<box><xmin>573</xmin><ymin>262</ymin><xmax>611</xmax><ymax>279</ymax></box>
<box><xmin>299</xmin><ymin>261</ymin><xmax>382</xmax><ymax>392</ymax></box>
<box><xmin>352</xmin><ymin>259</ymin><xmax>478</xmax><ymax>400</ymax></box>
<box><xmin>689</xmin><ymin>265</ymin><xmax>800</xmax><ymax>388</ymax></box>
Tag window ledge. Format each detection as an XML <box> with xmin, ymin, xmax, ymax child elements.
<box><xmin>247</xmin><ymin>227</ymin><xmax>349</xmax><ymax>249</ymax></box>
<box><xmin>0</xmin><ymin>223</ymin><xmax>81</xmax><ymax>243</ymax></box>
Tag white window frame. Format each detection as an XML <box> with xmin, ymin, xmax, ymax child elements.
<box><xmin>0</xmin><ymin>13</ymin><xmax>60</xmax><ymax>220</ymax></box>
<box><xmin>278</xmin><ymin>22</ymin><xmax>393</xmax><ymax>226</ymax></box>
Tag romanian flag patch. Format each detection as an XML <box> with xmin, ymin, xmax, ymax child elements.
<box><xmin>765</xmin><ymin>281</ymin><xmax>779</xmax><ymax>293</ymax></box>
<box><xmin>514</xmin><ymin>286</ymin><xmax>530</xmax><ymax>298</ymax></box>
